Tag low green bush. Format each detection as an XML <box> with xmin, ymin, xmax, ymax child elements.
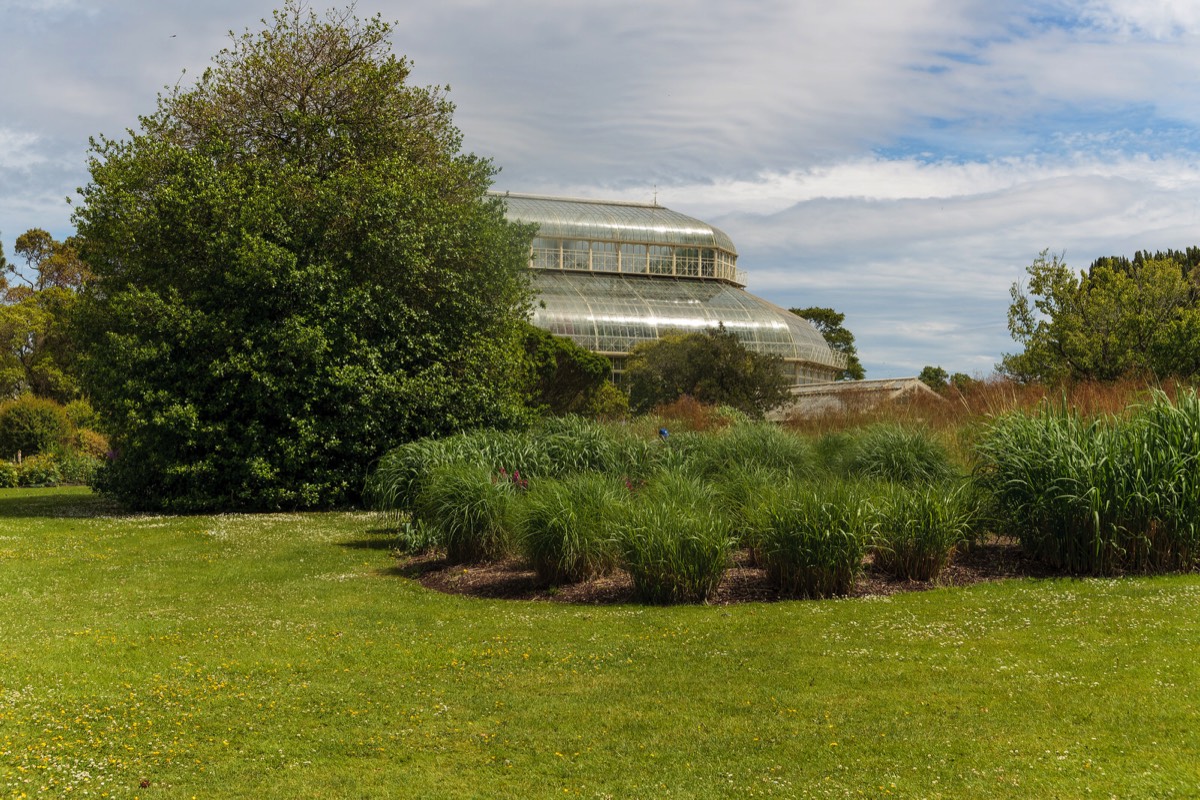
<box><xmin>53</xmin><ymin>451</ymin><xmax>102</xmax><ymax>485</ymax></box>
<box><xmin>872</xmin><ymin>483</ymin><xmax>975</xmax><ymax>581</ymax></box>
<box><xmin>394</xmin><ymin>517</ymin><xmax>441</xmax><ymax>555</ymax></box>
<box><xmin>518</xmin><ymin>473</ymin><xmax>626</xmax><ymax>584</ymax></box>
<box><xmin>616</xmin><ymin>471</ymin><xmax>733</xmax><ymax>604</ymax></box>
<box><xmin>0</xmin><ymin>461</ymin><xmax>17</xmax><ymax>488</ymax></box>
<box><xmin>17</xmin><ymin>454</ymin><xmax>62</xmax><ymax>487</ymax></box>
<box><xmin>0</xmin><ymin>396</ymin><xmax>70</xmax><ymax>459</ymax></box>
<box><xmin>414</xmin><ymin>462</ymin><xmax>519</xmax><ymax>564</ymax></box>
<box><xmin>72</xmin><ymin>428</ymin><xmax>110</xmax><ymax>459</ymax></box>
<box><xmin>754</xmin><ymin>479</ymin><xmax>872</xmax><ymax>598</ymax></box>
<box><xmin>64</xmin><ymin>399</ymin><xmax>102</xmax><ymax>432</ymax></box>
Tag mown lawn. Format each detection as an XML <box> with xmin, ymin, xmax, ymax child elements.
<box><xmin>1</xmin><ymin>487</ymin><xmax>1198</xmax><ymax>798</ymax></box>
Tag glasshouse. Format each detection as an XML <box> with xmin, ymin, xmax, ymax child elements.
<box><xmin>498</xmin><ymin>192</ymin><xmax>846</xmax><ymax>384</ymax></box>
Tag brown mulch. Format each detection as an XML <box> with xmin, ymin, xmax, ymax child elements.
<box><xmin>395</xmin><ymin>535</ymin><xmax>1063</xmax><ymax>605</ymax></box>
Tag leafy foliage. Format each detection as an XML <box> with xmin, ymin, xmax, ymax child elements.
<box><xmin>789</xmin><ymin>306</ymin><xmax>864</xmax><ymax>380</ymax></box>
<box><xmin>625</xmin><ymin>325</ymin><xmax>790</xmax><ymax>416</ymax></box>
<box><xmin>0</xmin><ymin>229</ymin><xmax>90</xmax><ymax>401</ymax></box>
<box><xmin>521</xmin><ymin>322</ymin><xmax>618</xmax><ymax>416</ymax></box>
<box><xmin>16</xmin><ymin>453</ymin><xmax>62</xmax><ymax>487</ymax></box>
<box><xmin>73</xmin><ymin>3</ymin><xmax>533</xmax><ymax>510</ymax></box>
<box><xmin>1002</xmin><ymin>248</ymin><xmax>1200</xmax><ymax>382</ymax></box>
<box><xmin>0</xmin><ymin>395</ymin><xmax>71</xmax><ymax>459</ymax></box>
<box><xmin>917</xmin><ymin>365</ymin><xmax>949</xmax><ymax>391</ymax></box>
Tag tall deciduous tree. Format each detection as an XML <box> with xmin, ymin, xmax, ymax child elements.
<box><xmin>789</xmin><ymin>306</ymin><xmax>865</xmax><ymax>380</ymax></box>
<box><xmin>1001</xmin><ymin>249</ymin><xmax>1200</xmax><ymax>382</ymax></box>
<box><xmin>624</xmin><ymin>326</ymin><xmax>790</xmax><ymax>417</ymax></box>
<box><xmin>0</xmin><ymin>229</ymin><xmax>90</xmax><ymax>400</ymax></box>
<box><xmin>73</xmin><ymin>3</ymin><xmax>533</xmax><ymax>511</ymax></box>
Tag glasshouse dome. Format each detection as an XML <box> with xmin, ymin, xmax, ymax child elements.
<box><xmin>497</xmin><ymin>192</ymin><xmax>846</xmax><ymax>385</ymax></box>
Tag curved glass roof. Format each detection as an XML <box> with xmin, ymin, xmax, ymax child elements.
<box><xmin>530</xmin><ymin>271</ymin><xmax>846</xmax><ymax>371</ymax></box>
<box><xmin>497</xmin><ymin>192</ymin><xmax>737</xmax><ymax>254</ymax></box>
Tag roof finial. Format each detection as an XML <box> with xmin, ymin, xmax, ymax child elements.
<box><xmin>653</xmin><ymin>185</ymin><xmax>658</xmax><ymax>207</ymax></box>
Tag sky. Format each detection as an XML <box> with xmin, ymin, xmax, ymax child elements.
<box><xmin>4</xmin><ymin>1</ymin><xmax>1200</xmax><ymax>378</ymax></box>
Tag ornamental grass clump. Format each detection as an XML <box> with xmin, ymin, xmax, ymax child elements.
<box><xmin>367</xmin><ymin>417</ymin><xmax>645</xmax><ymax>519</ymax></box>
<box><xmin>841</xmin><ymin>424</ymin><xmax>958</xmax><ymax>484</ymax></box>
<box><xmin>754</xmin><ymin>479</ymin><xmax>872</xmax><ymax>598</ymax></box>
<box><xmin>682</xmin><ymin>422</ymin><xmax>814</xmax><ymax>481</ymax></box>
<box><xmin>871</xmin><ymin>482</ymin><xmax>976</xmax><ymax>581</ymax></box>
<box><xmin>714</xmin><ymin>462</ymin><xmax>787</xmax><ymax>559</ymax></box>
<box><xmin>975</xmin><ymin>390</ymin><xmax>1200</xmax><ymax>575</ymax></box>
<box><xmin>616</xmin><ymin>470</ymin><xmax>734</xmax><ymax>604</ymax></box>
<box><xmin>413</xmin><ymin>462</ymin><xmax>519</xmax><ymax>564</ymax></box>
<box><xmin>518</xmin><ymin>472</ymin><xmax>626</xmax><ymax>584</ymax></box>
<box><xmin>367</xmin><ymin>428</ymin><xmax>551</xmax><ymax>518</ymax></box>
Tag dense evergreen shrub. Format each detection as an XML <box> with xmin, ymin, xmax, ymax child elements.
<box><xmin>0</xmin><ymin>461</ymin><xmax>17</xmax><ymax>488</ymax></box>
<box><xmin>0</xmin><ymin>396</ymin><xmax>70</xmax><ymax>459</ymax></box>
<box><xmin>72</xmin><ymin>429</ymin><xmax>110</xmax><ymax>459</ymax></box>
<box><xmin>73</xmin><ymin>5</ymin><xmax>533</xmax><ymax>511</ymax></box>
<box><xmin>64</xmin><ymin>399</ymin><xmax>101</xmax><ymax>432</ymax></box>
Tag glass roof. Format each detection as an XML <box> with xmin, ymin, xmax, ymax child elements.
<box><xmin>529</xmin><ymin>271</ymin><xmax>846</xmax><ymax>371</ymax></box>
<box><xmin>496</xmin><ymin>192</ymin><xmax>737</xmax><ymax>254</ymax></box>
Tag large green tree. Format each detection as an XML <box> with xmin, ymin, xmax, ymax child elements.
<box><xmin>1001</xmin><ymin>249</ymin><xmax>1200</xmax><ymax>382</ymax></box>
<box><xmin>789</xmin><ymin>306</ymin><xmax>864</xmax><ymax>380</ymax></box>
<box><xmin>624</xmin><ymin>326</ymin><xmax>790</xmax><ymax>417</ymax></box>
<box><xmin>0</xmin><ymin>229</ymin><xmax>90</xmax><ymax>400</ymax></box>
<box><xmin>73</xmin><ymin>3</ymin><xmax>533</xmax><ymax>511</ymax></box>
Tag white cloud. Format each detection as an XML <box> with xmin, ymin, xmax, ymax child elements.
<box><xmin>0</xmin><ymin>128</ymin><xmax>44</xmax><ymax>170</ymax></box>
<box><xmin>1079</xmin><ymin>0</ymin><xmax>1200</xmax><ymax>37</ymax></box>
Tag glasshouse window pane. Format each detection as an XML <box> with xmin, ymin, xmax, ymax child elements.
<box><xmin>649</xmin><ymin>246</ymin><xmax>674</xmax><ymax>275</ymax></box>
<box><xmin>592</xmin><ymin>241</ymin><xmax>617</xmax><ymax>272</ymax></box>
<box><xmin>531</xmin><ymin>237</ymin><xmax>559</xmax><ymax>269</ymax></box>
<box><xmin>620</xmin><ymin>243</ymin><xmax>647</xmax><ymax>274</ymax></box>
<box><xmin>562</xmin><ymin>240</ymin><xmax>589</xmax><ymax>271</ymax></box>
<box><xmin>677</xmin><ymin>248</ymin><xmax>700</xmax><ymax>277</ymax></box>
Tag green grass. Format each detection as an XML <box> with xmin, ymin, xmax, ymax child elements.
<box><xmin>2</xmin><ymin>488</ymin><xmax>1200</xmax><ymax>798</ymax></box>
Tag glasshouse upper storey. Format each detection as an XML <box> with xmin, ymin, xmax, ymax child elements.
<box><xmin>496</xmin><ymin>192</ymin><xmax>846</xmax><ymax>385</ymax></box>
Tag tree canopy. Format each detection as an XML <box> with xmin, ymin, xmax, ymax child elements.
<box><xmin>73</xmin><ymin>3</ymin><xmax>533</xmax><ymax>511</ymax></box>
<box><xmin>789</xmin><ymin>306</ymin><xmax>864</xmax><ymax>380</ymax></box>
<box><xmin>624</xmin><ymin>326</ymin><xmax>791</xmax><ymax>417</ymax></box>
<box><xmin>1001</xmin><ymin>249</ymin><xmax>1200</xmax><ymax>383</ymax></box>
<box><xmin>520</xmin><ymin>322</ymin><xmax>622</xmax><ymax>417</ymax></box>
<box><xmin>0</xmin><ymin>229</ymin><xmax>89</xmax><ymax>400</ymax></box>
